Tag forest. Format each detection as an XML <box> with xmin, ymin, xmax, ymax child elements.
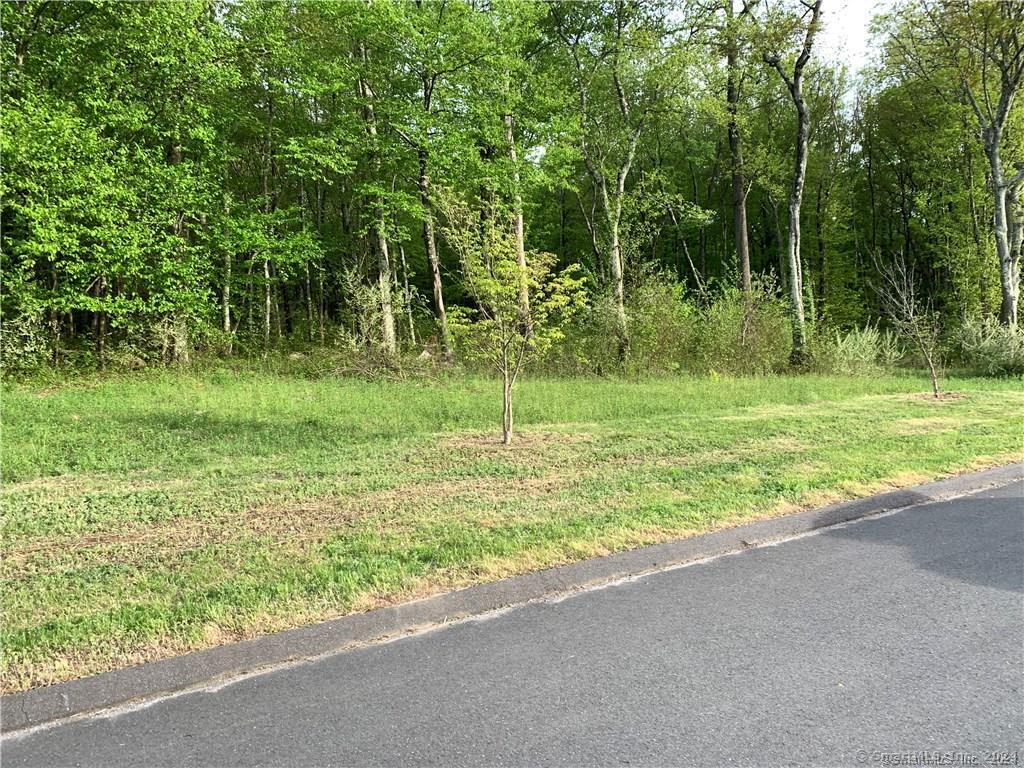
<box><xmin>3</xmin><ymin>0</ymin><xmax>1022</xmax><ymax>389</ymax></box>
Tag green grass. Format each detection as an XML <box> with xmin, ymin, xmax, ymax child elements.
<box><xmin>3</xmin><ymin>369</ymin><xmax>1022</xmax><ymax>691</ymax></box>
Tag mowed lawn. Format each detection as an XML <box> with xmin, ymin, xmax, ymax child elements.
<box><xmin>3</xmin><ymin>370</ymin><xmax>1023</xmax><ymax>692</ymax></box>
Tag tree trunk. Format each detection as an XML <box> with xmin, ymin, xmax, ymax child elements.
<box><xmin>304</xmin><ymin>262</ymin><xmax>315</xmax><ymax>342</ymax></box>
<box><xmin>916</xmin><ymin>330</ymin><xmax>941</xmax><ymax>399</ymax></box>
<box><xmin>417</xmin><ymin>148</ymin><xmax>451</xmax><ymax>359</ymax></box>
<box><xmin>608</xmin><ymin>214</ymin><xmax>629</xmax><ymax>359</ymax></box>
<box><xmin>314</xmin><ymin>178</ymin><xmax>327</xmax><ymax>344</ymax></box>
<box><xmin>789</xmin><ymin>97</ymin><xmax>811</xmax><ymax>353</ymax></box>
<box><xmin>988</xmin><ymin>138</ymin><xmax>1020</xmax><ymax>325</ymax></box>
<box><xmin>358</xmin><ymin>40</ymin><xmax>397</xmax><ymax>356</ymax></box>
<box><xmin>505</xmin><ymin>112</ymin><xmax>532</xmax><ymax>336</ymax></box>
<box><xmin>767</xmin><ymin>0</ymin><xmax>820</xmax><ymax>357</ymax></box>
<box><xmin>374</xmin><ymin>227</ymin><xmax>397</xmax><ymax>354</ymax></box>
<box><xmin>578</xmin><ymin>187</ymin><xmax>604</xmax><ymax>281</ymax></box>
<box><xmin>815</xmin><ymin>181</ymin><xmax>826</xmax><ymax>317</ymax></box>
<box><xmin>49</xmin><ymin>273</ymin><xmax>61</xmax><ymax>365</ymax></box>
<box><xmin>558</xmin><ymin>187</ymin><xmax>567</xmax><ymax>257</ymax></box>
<box><xmin>1008</xmin><ymin>183</ymin><xmax>1023</xmax><ymax>289</ymax></box>
<box><xmin>726</xmin><ymin>14</ymin><xmax>751</xmax><ymax>294</ymax></box>
<box><xmin>596</xmin><ymin>169</ymin><xmax>630</xmax><ymax>359</ymax></box>
<box><xmin>221</xmin><ymin>183</ymin><xmax>233</xmax><ymax>354</ymax></box>
<box><xmin>966</xmin><ymin>151</ymin><xmax>988</xmax><ymax>314</ymax></box>
<box><xmin>502</xmin><ymin>364</ymin><xmax>513</xmax><ymax>446</ymax></box>
<box><xmin>223</xmin><ymin>250</ymin><xmax>232</xmax><ymax>355</ymax></box>
<box><xmin>275</xmin><ymin>270</ymin><xmax>285</xmax><ymax>340</ymax></box>
<box><xmin>399</xmin><ymin>243</ymin><xmax>416</xmax><ymax>345</ymax></box>
<box><xmin>263</xmin><ymin>258</ymin><xmax>272</xmax><ymax>350</ymax></box>
<box><xmin>96</xmin><ymin>275</ymin><xmax>107</xmax><ymax>370</ymax></box>
<box><xmin>318</xmin><ymin>269</ymin><xmax>326</xmax><ymax>344</ymax></box>
<box><xmin>770</xmin><ymin>197</ymin><xmax>787</xmax><ymax>296</ymax></box>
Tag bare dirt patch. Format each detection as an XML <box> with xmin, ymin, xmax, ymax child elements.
<box><xmin>441</xmin><ymin>429</ymin><xmax>595</xmax><ymax>452</ymax></box>
<box><xmin>903</xmin><ymin>391</ymin><xmax>968</xmax><ymax>402</ymax></box>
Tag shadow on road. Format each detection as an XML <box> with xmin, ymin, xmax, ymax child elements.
<box><xmin>817</xmin><ymin>484</ymin><xmax>1023</xmax><ymax>594</ymax></box>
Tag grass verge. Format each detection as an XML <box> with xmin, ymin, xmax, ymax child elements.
<box><xmin>3</xmin><ymin>370</ymin><xmax>1022</xmax><ymax>692</ymax></box>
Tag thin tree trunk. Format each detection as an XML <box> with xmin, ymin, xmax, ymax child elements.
<box><xmin>865</xmin><ymin>114</ymin><xmax>878</xmax><ymax>252</ymax></box>
<box><xmin>49</xmin><ymin>273</ymin><xmax>60</xmax><ymax>365</ymax></box>
<box><xmin>815</xmin><ymin>181</ymin><xmax>826</xmax><ymax>317</ymax></box>
<box><xmin>915</xmin><ymin>330</ymin><xmax>941</xmax><ymax>398</ymax></box>
<box><xmin>374</xmin><ymin>228</ymin><xmax>397</xmax><ymax>354</ymax></box>
<box><xmin>724</xmin><ymin>11</ymin><xmax>749</xmax><ymax>294</ymax></box>
<box><xmin>318</xmin><ymin>270</ymin><xmax>326</xmax><ymax>344</ymax></box>
<box><xmin>558</xmin><ymin>187</ymin><xmax>567</xmax><ymax>257</ymax></box>
<box><xmin>604</xmin><ymin>199</ymin><xmax>629</xmax><ymax>359</ymax></box>
<box><xmin>263</xmin><ymin>258</ymin><xmax>272</xmax><ymax>350</ymax></box>
<box><xmin>303</xmin><ymin>263</ymin><xmax>314</xmax><ymax>343</ymax></box>
<box><xmin>222</xmin><ymin>247</ymin><xmax>232</xmax><ymax>337</ymax></box>
<box><xmin>358</xmin><ymin>39</ymin><xmax>397</xmax><ymax>356</ymax></box>
<box><xmin>966</xmin><ymin>152</ymin><xmax>989</xmax><ymax>314</ymax></box>
<box><xmin>314</xmin><ymin>178</ymin><xmax>327</xmax><ymax>343</ymax></box>
<box><xmin>1008</xmin><ymin>183</ymin><xmax>1023</xmax><ymax>287</ymax></box>
<box><xmin>770</xmin><ymin>196</ymin><xmax>787</xmax><ymax>295</ymax></box>
<box><xmin>399</xmin><ymin>243</ymin><xmax>416</xmax><ymax>345</ymax></box>
<box><xmin>578</xmin><ymin>187</ymin><xmax>604</xmax><ymax>281</ymax></box>
<box><xmin>275</xmin><ymin>269</ymin><xmax>284</xmax><ymax>340</ymax></box>
<box><xmin>96</xmin><ymin>275</ymin><xmax>107</xmax><ymax>370</ymax></box>
<box><xmin>505</xmin><ymin>111</ymin><xmax>532</xmax><ymax>336</ymax></box>
<box><xmin>502</xmin><ymin>362</ymin><xmax>513</xmax><ymax>446</ymax></box>
<box><xmin>223</xmin><ymin>251</ymin><xmax>233</xmax><ymax>356</ymax></box>
<box><xmin>417</xmin><ymin>148</ymin><xmax>451</xmax><ymax>359</ymax></box>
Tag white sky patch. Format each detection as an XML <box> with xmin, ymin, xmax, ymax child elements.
<box><xmin>817</xmin><ymin>0</ymin><xmax>896</xmax><ymax>73</ymax></box>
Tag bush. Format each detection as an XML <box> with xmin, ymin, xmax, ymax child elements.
<box><xmin>808</xmin><ymin>324</ymin><xmax>904</xmax><ymax>375</ymax></box>
<box><xmin>1</xmin><ymin>311</ymin><xmax>51</xmax><ymax>373</ymax></box>
<box><xmin>954</xmin><ymin>317</ymin><xmax>1024</xmax><ymax>376</ymax></box>
<box><xmin>621</xmin><ymin>278</ymin><xmax>699</xmax><ymax>374</ymax></box>
<box><xmin>543</xmin><ymin>275</ymin><xmax>698</xmax><ymax>375</ymax></box>
<box><xmin>695</xmin><ymin>283</ymin><xmax>792</xmax><ymax>375</ymax></box>
<box><xmin>542</xmin><ymin>277</ymin><xmax>792</xmax><ymax>376</ymax></box>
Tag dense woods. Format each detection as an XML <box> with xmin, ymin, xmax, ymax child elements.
<box><xmin>2</xmin><ymin>0</ymin><xmax>1023</xmax><ymax>378</ymax></box>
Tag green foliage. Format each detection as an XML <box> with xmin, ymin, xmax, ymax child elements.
<box><xmin>807</xmin><ymin>325</ymin><xmax>905</xmax><ymax>376</ymax></box>
<box><xmin>696</xmin><ymin>283</ymin><xmax>793</xmax><ymax>375</ymax></box>
<box><xmin>2</xmin><ymin>0</ymin><xmax>1019</xmax><ymax>380</ymax></box>
<box><xmin>542</xmin><ymin>276</ymin><xmax>792</xmax><ymax>377</ymax></box>
<box><xmin>548</xmin><ymin>275</ymin><xmax>697</xmax><ymax>375</ymax></box>
<box><xmin>440</xmin><ymin>193</ymin><xmax>588</xmax><ymax>376</ymax></box>
<box><xmin>954</xmin><ymin>318</ymin><xmax>1024</xmax><ymax>377</ymax></box>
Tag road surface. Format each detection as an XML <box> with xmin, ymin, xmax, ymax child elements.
<box><xmin>5</xmin><ymin>480</ymin><xmax>1023</xmax><ymax>767</ymax></box>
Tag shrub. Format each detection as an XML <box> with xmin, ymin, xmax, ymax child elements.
<box><xmin>543</xmin><ymin>275</ymin><xmax>698</xmax><ymax>375</ymax></box>
<box><xmin>954</xmin><ymin>317</ymin><xmax>1024</xmax><ymax>376</ymax></box>
<box><xmin>695</xmin><ymin>283</ymin><xmax>792</xmax><ymax>375</ymax></box>
<box><xmin>808</xmin><ymin>324</ymin><xmax>904</xmax><ymax>375</ymax></box>
<box><xmin>0</xmin><ymin>311</ymin><xmax>51</xmax><ymax>373</ymax></box>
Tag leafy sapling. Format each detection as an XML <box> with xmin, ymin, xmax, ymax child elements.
<box><xmin>438</xmin><ymin>191</ymin><xmax>587</xmax><ymax>445</ymax></box>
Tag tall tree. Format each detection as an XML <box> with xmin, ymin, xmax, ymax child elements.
<box><xmin>357</xmin><ymin>34</ymin><xmax>398</xmax><ymax>357</ymax></box>
<box><xmin>723</xmin><ymin>0</ymin><xmax>758</xmax><ymax>293</ymax></box>
<box><xmin>885</xmin><ymin>0</ymin><xmax>1024</xmax><ymax>325</ymax></box>
<box><xmin>555</xmin><ymin>0</ymin><xmax>675</xmax><ymax>358</ymax></box>
<box><xmin>764</xmin><ymin>0</ymin><xmax>823</xmax><ymax>357</ymax></box>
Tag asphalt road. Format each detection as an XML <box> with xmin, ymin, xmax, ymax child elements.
<box><xmin>5</xmin><ymin>480</ymin><xmax>1023</xmax><ymax>768</ymax></box>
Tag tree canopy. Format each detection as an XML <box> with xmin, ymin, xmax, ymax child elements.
<box><xmin>2</xmin><ymin>0</ymin><xmax>1021</xmax><ymax>372</ymax></box>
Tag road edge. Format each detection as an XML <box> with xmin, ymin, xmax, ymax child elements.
<box><xmin>3</xmin><ymin>461</ymin><xmax>1021</xmax><ymax>735</ymax></box>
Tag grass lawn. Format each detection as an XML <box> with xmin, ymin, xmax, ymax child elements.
<box><xmin>3</xmin><ymin>369</ymin><xmax>1022</xmax><ymax>692</ymax></box>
